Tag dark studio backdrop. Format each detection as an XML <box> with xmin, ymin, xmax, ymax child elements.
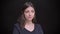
<box><xmin>1</xmin><ymin>0</ymin><xmax>58</xmax><ymax>34</ymax></box>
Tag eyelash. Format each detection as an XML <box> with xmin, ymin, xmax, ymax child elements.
<box><xmin>32</xmin><ymin>11</ymin><xmax>35</xmax><ymax>13</ymax></box>
<box><xmin>25</xmin><ymin>11</ymin><xmax>29</xmax><ymax>13</ymax></box>
<box><xmin>25</xmin><ymin>11</ymin><xmax>35</xmax><ymax>13</ymax></box>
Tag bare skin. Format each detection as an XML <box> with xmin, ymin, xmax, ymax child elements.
<box><xmin>24</xmin><ymin>6</ymin><xmax>35</xmax><ymax>32</ymax></box>
<box><xmin>24</xmin><ymin>21</ymin><xmax>35</xmax><ymax>32</ymax></box>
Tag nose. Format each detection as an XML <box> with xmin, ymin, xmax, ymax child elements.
<box><xmin>29</xmin><ymin>12</ymin><xmax>32</xmax><ymax>16</ymax></box>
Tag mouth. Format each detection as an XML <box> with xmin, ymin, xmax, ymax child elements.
<box><xmin>28</xmin><ymin>17</ymin><xmax>32</xmax><ymax>18</ymax></box>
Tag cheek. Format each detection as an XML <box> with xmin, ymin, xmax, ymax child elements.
<box><xmin>32</xmin><ymin>13</ymin><xmax>35</xmax><ymax>17</ymax></box>
<box><xmin>24</xmin><ymin>13</ymin><xmax>29</xmax><ymax>18</ymax></box>
<box><xmin>24</xmin><ymin>12</ymin><xmax>35</xmax><ymax>18</ymax></box>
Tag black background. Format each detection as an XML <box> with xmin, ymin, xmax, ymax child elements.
<box><xmin>1</xmin><ymin>0</ymin><xmax>58</xmax><ymax>34</ymax></box>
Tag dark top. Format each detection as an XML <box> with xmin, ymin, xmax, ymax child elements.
<box><xmin>13</xmin><ymin>23</ymin><xmax>44</xmax><ymax>34</ymax></box>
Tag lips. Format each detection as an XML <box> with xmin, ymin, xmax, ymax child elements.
<box><xmin>28</xmin><ymin>17</ymin><xmax>32</xmax><ymax>18</ymax></box>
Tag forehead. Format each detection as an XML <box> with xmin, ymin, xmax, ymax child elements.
<box><xmin>25</xmin><ymin>6</ymin><xmax>35</xmax><ymax>11</ymax></box>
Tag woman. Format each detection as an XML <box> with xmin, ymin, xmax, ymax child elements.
<box><xmin>13</xmin><ymin>2</ymin><xmax>44</xmax><ymax>34</ymax></box>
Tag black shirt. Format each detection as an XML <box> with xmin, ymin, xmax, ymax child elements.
<box><xmin>13</xmin><ymin>23</ymin><xmax>44</xmax><ymax>34</ymax></box>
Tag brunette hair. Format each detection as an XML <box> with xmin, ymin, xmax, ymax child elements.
<box><xmin>17</xmin><ymin>2</ymin><xmax>36</xmax><ymax>29</ymax></box>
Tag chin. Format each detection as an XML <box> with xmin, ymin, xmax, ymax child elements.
<box><xmin>27</xmin><ymin>19</ymin><xmax>32</xmax><ymax>21</ymax></box>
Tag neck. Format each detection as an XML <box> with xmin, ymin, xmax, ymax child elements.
<box><xmin>25</xmin><ymin>20</ymin><xmax>33</xmax><ymax>25</ymax></box>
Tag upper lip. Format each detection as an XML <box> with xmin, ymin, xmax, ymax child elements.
<box><xmin>29</xmin><ymin>17</ymin><xmax>31</xmax><ymax>18</ymax></box>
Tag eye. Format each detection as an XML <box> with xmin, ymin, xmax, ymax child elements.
<box><xmin>31</xmin><ymin>10</ymin><xmax>35</xmax><ymax>13</ymax></box>
<box><xmin>25</xmin><ymin>11</ymin><xmax>29</xmax><ymax>13</ymax></box>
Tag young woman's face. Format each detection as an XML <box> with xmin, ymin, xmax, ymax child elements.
<box><xmin>24</xmin><ymin>6</ymin><xmax>35</xmax><ymax>21</ymax></box>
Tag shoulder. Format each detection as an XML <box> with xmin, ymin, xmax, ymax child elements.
<box><xmin>14</xmin><ymin>23</ymin><xmax>19</xmax><ymax>25</ymax></box>
<box><xmin>14</xmin><ymin>23</ymin><xmax>19</xmax><ymax>27</ymax></box>
<box><xmin>13</xmin><ymin>23</ymin><xmax>20</xmax><ymax>30</ymax></box>
<box><xmin>35</xmin><ymin>24</ymin><xmax>43</xmax><ymax>30</ymax></box>
<box><xmin>35</xmin><ymin>24</ymin><xmax>42</xmax><ymax>28</ymax></box>
<box><xmin>35</xmin><ymin>24</ymin><xmax>44</xmax><ymax>34</ymax></box>
<box><xmin>13</xmin><ymin>23</ymin><xmax>20</xmax><ymax>34</ymax></box>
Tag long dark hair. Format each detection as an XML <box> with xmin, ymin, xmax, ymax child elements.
<box><xmin>17</xmin><ymin>2</ymin><xmax>36</xmax><ymax>29</ymax></box>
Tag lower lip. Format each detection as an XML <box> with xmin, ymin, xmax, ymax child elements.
<box><xmin>28</xmin><ymin>17</ymin><xmax>32</xmax><ymax>18</ymax></box>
